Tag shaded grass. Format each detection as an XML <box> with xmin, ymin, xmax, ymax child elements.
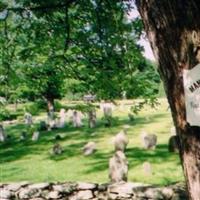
<box><xmin>0</xmin><ymin>99</ymin><xmax>184</xmax><ymax>185</ymax></box>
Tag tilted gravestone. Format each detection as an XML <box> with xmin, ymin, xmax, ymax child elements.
<box><xmin>72</xmin><ymin>111</ymin><xmax>83</xmax><ymax>128</ymax></box>
<box><xmin>83</xmin><ymin>142</ymin><xmax>96</xmax><ymax>156</ymax></box>
<box><xmin>109</xmin><ymin>151</ymin><xmax>128</xmax><ymax>183</ymax></box>
<box><xmin>141</xmin><ymin>131</ymin><xmax>157</xmax><ymax>150</ymax></box>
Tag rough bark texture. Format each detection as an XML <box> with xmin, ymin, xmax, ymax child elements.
<box><xmin>136</xmin><ymin>1</ymin><xmax>200</xmax><ymax>199</ymax></box>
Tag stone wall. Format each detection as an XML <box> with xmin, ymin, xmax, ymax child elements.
<box><xmin>0</xmin><ymin>181</ymin><xmax>188</xmax><ymax>200</ymax></box>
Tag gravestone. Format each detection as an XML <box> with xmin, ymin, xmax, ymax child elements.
<box><xmin>114</xmin><ymin>127</ymin><xmax>129</xmax><ymax>152</ymax></box>
<box><xmin>52</xmin><ymin>143</ymin><xmax>63</xmax><ymax>155</ymax></box>
<box><xmin>72</xmin><ymin>111</ymin><xmax>83</xmax><ymax>128</ymax></box>
<box><xmin>143</xmin><ymin>162</ymin><xmax>152</xmax><ymax>176</ymax></box>
<box><xmin>32</xmin><ymin>131</ymin><xmax>40</xmax><ymax>141</ymax></box>
<box><xmin>102</xmin><ymin>102</ymin><xmax>113</xmax><ymax>117</ymax></box>
<box><xmin>168</xmin><ymin>135</ymin><xmax>180</xmax><ymax>153</ymax></box>
<box><xmin>83</xmin><ymin>94</ymin><xmax>96</xmax><ymax>103</ymax></box>
<box><xmin>39</xmin><ymin>121</ymin><xmax>48</xmax><ymax>131</ymax></box>
<box><xmin>19</xmin><ymin>131</ymin><xmax>27</xmax><ymax>141</ymax></box>
<box><xmin>109</xmin><ymin>151</ymin><xmax>128</xmax><ymax>183</ymax></box>
<box><xmin>49</xmin><ymin>119</ymin><xmax>57</xmax><ymax>129</ymax></box>
<box><xmin>102</xmin><ymin>102</ymin><xmax>113</xmax><ymax>127</ymax></box>
<box><xmin>141</xmin><ymin>131</ymin><xmax>157</xmax><ymax>150</ymax></box>
<box><xmin>83</xmin><ymin>142</ymin><xmax>96</xmax><ymax>156</ymax></box>
<box><xmin>58</xmin><ymin>109</ymin><xmax>66</xmax><ymax>128</ymax></box>
<box><xmin>88</xmin><ymin>110</ymin><xmax>96</xmax><ymax>128</ymax></box>
<box><xmin>0</xmin><ymin>124</ymin><xmax>6</xmax><ymax>142</ymax></box>
<box><xmin>24</xmin><ymin>112</ymin><xmax>33</xmax><ymax>126</ymax></box>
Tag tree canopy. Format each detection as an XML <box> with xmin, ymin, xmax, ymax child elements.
<box><xmin>0</xmin><ymin>0</ymin><xmax>160</xmax><ymax>103</ymax></box>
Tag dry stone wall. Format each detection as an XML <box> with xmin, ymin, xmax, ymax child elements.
<box><xmin>0</xmin><ymin>181</ymin><xmax>188</xmax><ymax>200</ymax></box>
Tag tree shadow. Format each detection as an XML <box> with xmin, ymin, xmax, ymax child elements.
<box><xmin>0</xmin><ymin>112</ymin><xmax>170</xmax><ymax>164</ymax></box>
<box><xmin>83</xmin><ymin>144</ymin><xmax>181</xmax><ymax>175</ymax></box>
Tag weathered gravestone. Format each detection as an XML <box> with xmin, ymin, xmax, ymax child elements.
<box><xmin>32</xmin><ymin>131</ymin><xmax>40</xmax><ymax>141</ymax></box>
<box><xmin>109</xmin><ymin>151</ymin><xmax>128</xmax><ymax>183</ymax></box>
<box><xmin>52</xmin><ymin>143</ymin><xmax>63</xmax><ymax>155</ymax></box>
<box><xmin>168</xmin><ymin>135</ymin><xmax>180</xmax><ymax>153</ymax></box>
<box><xmin>83</xmin><ymin>142</ymin><xmax>97</xmax><ymax>156</ymax></box>
<box><xmin>0</xmin><ymin>124</ymin><xmax>6</xmax><ymax>142</ymax></box>
<box><xmin>24</xmin><ymin>112</ymin><xmax>33</xmax><ymax>126</ymax></box>
<box><xmin>72</xmin><ymin>111</ymin><xmax>83</xmax><ymax>128</ymax></box>
<box><xmin>141</xmin><ymin>131</ymin><xmax>157</xmax><ymax>150</ymax></box>
<box><xmin>102</xmin><ymin>102</ymin><xmax>113</xmax><ymax>118</ymax></box>
<box><xmin>114</xmin><ymin>127</ymin><xmax>129</xmax><ymax>152</ymax></box>
<box><xmin>58</xmin><ymin>109</ymin><xmax>66</xmax><ymax>128</ymax></box>
<box><xmin>101</xmin><ymin>102</ymin><xmax>113</xmax><ymax>127</ymax></box>
<box><xmin>88</xmin><ymin>110</ymin><xmax>96</xmax><ymax>128</ymax></box>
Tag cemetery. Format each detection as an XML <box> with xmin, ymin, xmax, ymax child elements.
<box><xmin>0</xmin><ymin>99</ymin><xmax>185</xmax><ymax>198</ymax></box>
<box><xmin>1</xmin><ymin>0</ymin><xmax>200</xmax><ymax>199</ymax></box>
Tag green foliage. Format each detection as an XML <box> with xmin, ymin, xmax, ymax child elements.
<box><xmin>0</xmin><ymin>1</ymin><xmax>160</xmax><ymax>106</ymax></box>
<box><xmin>25</xmin><ymin>103</ymin><xmax>40</xmax><ymax>116</ymax></box>
<box><xmin>131</xmin><ymin>97</ymin><xmax>160</xmax><ymax>115</ymax></box>
<box><xmin>0</xmin><ymin>108</ymin><xmax>18</xmax><ymax>121</ymax></box>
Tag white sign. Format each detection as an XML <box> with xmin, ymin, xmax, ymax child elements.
<box><xmin>183</xmin><ymin>64</ymin><xmax>200</xmax><ymax>126</ymax></box>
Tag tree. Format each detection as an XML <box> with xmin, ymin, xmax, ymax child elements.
<box><xmin>136</xmin><ymin>0</ymin><xmax>200</xmax><ymax>199</ymax></box>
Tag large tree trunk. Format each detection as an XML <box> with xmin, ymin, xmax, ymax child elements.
<box><xmin>136</xmin><ymin>1</ymin><xmax>200</xmax><ymax>199</ymax></box>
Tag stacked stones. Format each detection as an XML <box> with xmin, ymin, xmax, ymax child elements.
<box><xmin>109</xmin><ymin>126</ymin><xmax>129</xmax><ymax>183</ymax></box>
<box><xmin>0</xmin><ymin>182</ymin><xmax>188</xmax><ymax>200</ymax></box>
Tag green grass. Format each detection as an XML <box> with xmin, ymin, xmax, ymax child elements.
<box><xmin>0</xmin><ymin>98</ymin><xmax>184</xmax><ymax>185</ymax></box>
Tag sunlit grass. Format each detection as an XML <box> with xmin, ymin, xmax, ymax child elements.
<box><xmin>0</xmin><ymin>98</ymin><xmax>184</xmax><ymax>185</ymax></box>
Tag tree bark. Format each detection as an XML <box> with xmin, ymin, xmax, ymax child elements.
<box><xmin>136</xmin><ymin>1</ymin><xmax>200</xmax><ymax>199</ymax></box>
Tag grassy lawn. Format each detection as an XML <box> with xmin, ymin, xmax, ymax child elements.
<box><xmin>0</xmin><ymin>98</ymin><xmax>184</xmax><ymax>185</ymax></box>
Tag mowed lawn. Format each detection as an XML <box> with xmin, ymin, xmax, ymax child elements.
<box><xmin>0</xmin><ymin>98</ymin><xmax>184</xmax><ymax>185</ymax></box>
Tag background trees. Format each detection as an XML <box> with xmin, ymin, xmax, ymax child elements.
<box><xmin>0</xmin><ymin>0</ymin><xmax>159</xmax><ymax>106</ymax></box>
